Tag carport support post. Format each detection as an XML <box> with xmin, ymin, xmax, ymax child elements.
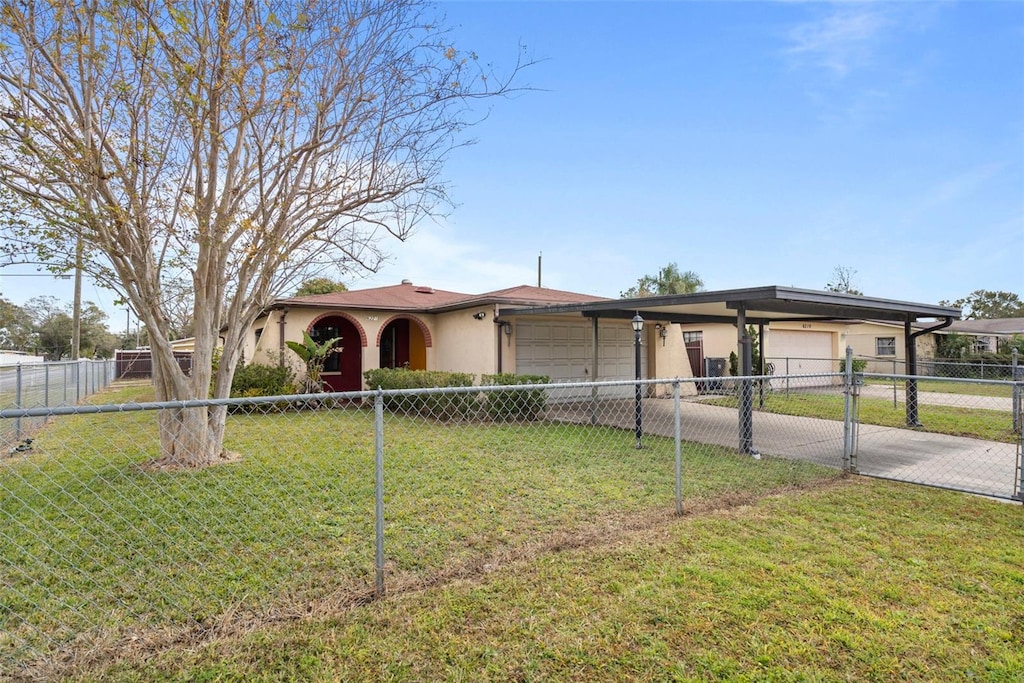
<box><xmin>905</xmin><ymin>319</ymin><xmax>921</xmax><ymax>428</ymax></box>
<box><xmin>737</xmin><ymin>307</ymin><xmax>754</xmax><ymax>455</ymax></box>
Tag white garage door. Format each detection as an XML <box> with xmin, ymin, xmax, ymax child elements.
<box><xmin>515</xmin><ymin>320</ymin><xmax>647</xmax><ymax>398</ymax></box>
<box><xmin>766</xmin><ymin>330</ymin><xmax>835</xmax><ymax>388</ymax></box>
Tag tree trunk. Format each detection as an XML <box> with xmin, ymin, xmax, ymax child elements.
<box><xmin>155</xmin><ymin>405</ymin><xmax>218</xmax><ymax>467</ymax></box>
<box><xmin>147</xmin><ymin>309</ymin><xmax>231</xmax><ymax>468</ymax></box>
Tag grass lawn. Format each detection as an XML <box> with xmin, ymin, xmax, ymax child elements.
<box><xmin>2</xmin><ymin>382</ymin><xmax>836</xmax><ymax>680</ymax></box>
<box><xmin>92</xmin><ymin>479</ymin><xmax>1024</xmax><ymax>682</ymax></box>
<box><xmin>706</xmin><ymin>392</ymin><xmax>1017</xmax><ymax>444</ymax></box>
<box><xmin>863</xmin><ymin>377</ymin><xmax>1016</xmax><ymax>399</ymax></box>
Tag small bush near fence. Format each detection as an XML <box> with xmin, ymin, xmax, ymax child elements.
<box><xmin>481</xmin><ymin>373</ymin><xmax>550</xmax><ymax>420</ymax></box>
<box><xmin>839</xmin><ymin>358</ymin><xmax>868</xmax><ymax>373</ymax></box>
<box><xmin>363</xmin><ymin>368</ymin><xmax>475</xmax><ymax>419</ymax></box>
<box><xmin>230</xmin><ymin>362</ymin><xmax>297</xmax><ymax>398</ymax></box>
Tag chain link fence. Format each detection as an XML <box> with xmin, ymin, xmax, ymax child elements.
<box><xmin>849</xmin><ymin>351</ymin><xmax>1021</xmax><ymax>380</ymax></box>
<box><xmin>0</xmin><ymin>360</ymin><xmax>117</xmax><ymax>449</ymax></box>
<box><xmin>1</xmin><ymin>370</ymin><xmax>1021</xmax><ymax>678</ymax></box>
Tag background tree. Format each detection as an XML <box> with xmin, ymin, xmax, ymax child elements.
<box><xmin>0</xmin><ymin>297</ymin><xmax>35</xmax><ymax>351</ymax></box>
<box><xmin>24</xmin><ymin>296</ymin><xmax>117</xmax><ymax>359</ymax></box>
<box><xmin>293</xmin><ymin>277</ymin><xmax>349</xmax><ymax>297</ymax></box>
<box><xmin>621</xmin><ymin>263</ymin><xmax>704</xmax><ymax>298</ymax></box>
<box><xmin>825</xmin><ymin>266</ymin><xmax>863</xmax><ymax>295</ymax></box>
<box><xmin>940</xmin><ymin>290</ymin><xmax>1024</xmax><ymax>319</ymax></box>
<box><xmin>0</xmin><ymin>0</ymin><xmax>525</xmax><ymax>466</ymax></box>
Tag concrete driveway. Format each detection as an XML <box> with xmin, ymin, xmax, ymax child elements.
<box><xmin>553</xmin><ymin>397</ymin><xmax>1023</xmax><ymax>501</ymax></box>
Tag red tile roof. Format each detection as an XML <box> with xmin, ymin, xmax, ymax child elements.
<box><xmin>278</xmin><ymin>282</ymin><xmax>608</xmax><ymax>312</ymax></box>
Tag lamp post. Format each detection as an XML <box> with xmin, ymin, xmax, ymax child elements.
<box><xmin>631</xmin><ymin>313</ymin><xmax>644</xmax><ymax>449</ymax></box>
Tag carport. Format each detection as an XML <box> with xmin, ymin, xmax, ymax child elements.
<box><xmin>502</xmin><ymin>285</ymin><xmax>960</xmax><ymax>453</ymax></box>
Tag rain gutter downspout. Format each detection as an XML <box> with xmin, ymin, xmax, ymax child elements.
<box><xmin>278</xmin><ymin>306</ymin><xmax>289</xmax><ymax>368</ymax></box>
<box><xmin>493</xmin><ymin>304</ymin><xmax>503</xmax><ymax>374</ymax></box>
<box><xmin>905</xmin><ymin>316</ymin><xmax>953</xmax><ymax>427</ymax></box>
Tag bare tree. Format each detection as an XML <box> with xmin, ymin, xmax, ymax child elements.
<box><xmin>0</xmin><ymin>0</ymin><xmax>525</xmax><ymax>466</ymax></box>
<box><xmin>825</xmin><ymin>266</ymin><xmax>863</xmax><ymax>296</ymax></box>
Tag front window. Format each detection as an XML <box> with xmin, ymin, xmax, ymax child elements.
<box><xmin>875</xmin><ymin>337</ymin><xmax>896</xmax><ymax>356</ymax></box>
<box><xmin>310</xmin><ymin>323</ymin><xmax>342</xmax><ymax>372</ymax></box>
<box><xmin>683</xmin><ymin>331</ymin><xmax>703</xmax><ymax>344</ymax></box>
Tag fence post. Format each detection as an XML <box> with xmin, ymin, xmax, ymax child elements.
<box><xmin>44</xmin><ymin>362</ymin><xmax>50</xmax><ymax>408</ymax></box>
<box><xmin>842</xmin><ymin>346</ymin><xmax>853</xmax><ymax>472</ymax></box>
<box><xmin>374</xmin><ymin>387</ymin><xmax>386</xmax><ymax>597</ymax></box>
<box><xmin>1017</xmin><ymin>406</ymin><xmax>1024</xmax><ymax>503</ymax></box>
<box><xmin>15</xmin><ymin>363</ymin><xmax>23</xmax><ymax>439</ymax></box>
<box><xmin>1013</xmin><ymin>349</ymin><xmax>1020</xmax><ymax>434</ymax></box>
<box><xmin>674</xmin><ymin>379</ymin><xmax>682</xmax><ymax>516</ymax></box>
<box><xmin>892</xmin><ymin>358</ymin><xmax>897</xmax><ymax>408</ymax></box>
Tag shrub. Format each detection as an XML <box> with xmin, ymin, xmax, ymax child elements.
<box><xmin>481</xmin><ymin>373</ymin><xmax>550</xmax><ymax>421</ymax></box>
<box><xmin>839</xmin><ymin>358</ymin><xmax>868</xmax><ymax>374</ymax></box>
<box><xmin>225</xmin><ymin>362</ymin><xmax>297</xmax><ymax>413</ymax></box>
<box><xmin>231</xmin><ymin>362</ymin><xmax>297</xmax><ymax>397</ymax></box>
<box><xmin>362</xmin><ymin>368</ymin><xmax>475</xmax><ymax>419</ymax></box>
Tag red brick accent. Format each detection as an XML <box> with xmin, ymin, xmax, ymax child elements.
<box><xmin>307</xmin><ymin>312</ymin><xmax>368</xmax><ymax>347</ymax></box>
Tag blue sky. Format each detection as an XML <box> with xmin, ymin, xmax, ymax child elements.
<box><xmin>1</xmin><ymin>0</ymin><xmax>1022</xmax><ymax>326</ymax></box>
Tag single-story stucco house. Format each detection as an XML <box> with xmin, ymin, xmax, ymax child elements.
<box><xmin>243</xmin><ymin>281</ymin><xmax>697</xmax><ymax>396</ymax></box>
<box><xmin>244</xmin><ymin>282</ymin><xmax>966</xmax><ymax>399</ymax></box>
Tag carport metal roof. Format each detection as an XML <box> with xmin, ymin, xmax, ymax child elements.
<box><xmin>500</xmin><ymin>285</ymin><xmax>960</xmax><ymax>325</ymax></box>
<box><xmin>502</xmin><ymin>285</ymin><xmax>961</xmax><ymax>436</ymax></box>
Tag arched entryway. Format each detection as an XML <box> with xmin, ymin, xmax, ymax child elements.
<box><xmin>309</xmin><ymin>315</ymin><xmax>363</xmax><ymax>391</ymax></box>
<box><xmin>379</xmin><ymin>317</ymin><xmax>427</xmax><ymax>370</ymax></box>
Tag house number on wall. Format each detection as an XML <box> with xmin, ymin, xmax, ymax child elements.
<box><xmin>367</xmin><ymin>316</ymin><xmax>379</xmax><ymax>321</ymax></box>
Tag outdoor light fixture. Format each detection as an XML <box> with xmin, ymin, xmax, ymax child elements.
<box><xmin>656</xmin><ymin>323</ymin><xmax>668</xmax><ymax>346</ymax></box>
<box><xmin>473</xmin><ymin>311</ymin><xmax>487</xmax><ymax>320</ymax></box>
<box><xmin>632</xmin><ymin>313</ymin><xmax>644</xmax><ymax>449</ymax></box>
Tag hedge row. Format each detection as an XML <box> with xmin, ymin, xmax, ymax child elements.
<box><xmin>364</xmin><ymin>368</ymin><xmax>551</xmax><ymax>421</ymax></box>
<box><xmin>480</xmin><ymin>373</ymin><xmax>550</xmax><ymax>420</ymax></box>
<box><xmin>363</xmin><ymin>368</ymin><xmax>476</xmax><ymax>420</ymax></box>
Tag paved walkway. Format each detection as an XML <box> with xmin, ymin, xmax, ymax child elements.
<box><xmin>550</xmin><ymin>398</ymin><xmax>1022</xmax><ymax>501</ymax></box>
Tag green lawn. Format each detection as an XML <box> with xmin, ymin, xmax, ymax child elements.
<box><xmin>3</xmin><ymin>383</ymin><xmax>1021</xmax><ymax>681</ymax></box>
<box><xmin>707</xmin><ymin>391</ymin><xmax>1017</xmax><ymax>444</ymax></box>
<box><xmin>92</xmin><ymin>480</ymin><xmax>1024</xmax><ymax>682</ymax></box>
<box><xmin>1</xmin><ymin>382</ymin><xmax>837</xmax><ymax>680</ymax></box>
<box><xmin>863</xmin><ymin>377</ymin><xmax>1016</xmax><ymax>398</ymax></box>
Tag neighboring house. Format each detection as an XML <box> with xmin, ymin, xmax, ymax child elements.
<box><xmin>244</xmin><ymin>281</ymin><xmax>696</xmax><ymax>394</ymax></box>
<box><xmin>843</xmin><ymin>320</ymin><xmax>939</xmax><ymax>373</ymax></box>
<box><xmin>943</xmin><ymin>318</ymin><xmax>1024</xmax><ymax>354</ymax></box>
<box><xmin>677</xmin><ymin>319</ymin><xmax>945</xmax><ymax>380</ymax></box>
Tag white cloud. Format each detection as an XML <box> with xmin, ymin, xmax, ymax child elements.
<box><xmin>924</xmin><ymin>162</ymin><xmax>1009</xmax><ymax>208</ymax></box>
<box><xmin>785</xmin><ymin>4</ymin><xmax>891</xmax><ymax>77</ymax></box>
<box><xmin>354</xmin><ymin>222</ymin><xmax>538</xmax><ymax>294</ymax></box>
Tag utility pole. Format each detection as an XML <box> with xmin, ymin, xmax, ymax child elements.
<box><xmin>71</xmin><ymin>236</ymin><xmax>83</xmax><ymax>360</ymax></box>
